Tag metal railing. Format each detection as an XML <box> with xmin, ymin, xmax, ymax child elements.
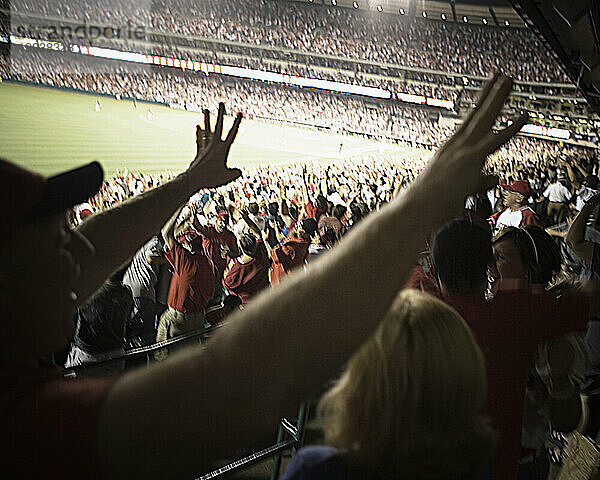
<box><xmin>62</xmin><ymin>324</ymin><xmax>310</xmax><ymax>479</ymax></box>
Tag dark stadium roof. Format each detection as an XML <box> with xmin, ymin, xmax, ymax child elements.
<box><xmin>509</xmin><ymin>1</ymin><xmax>600</xmax><ymax>116</ymax></box>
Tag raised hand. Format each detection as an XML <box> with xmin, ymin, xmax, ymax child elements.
<box><xmin>188</xmin><ymin>103</ymin><xmax>243</xmax><ymax>189</ymax></box>
<box><xmin>417</xmin><ymin>73</ymin><xmax>528</xmax><ymax>220</ymax></box>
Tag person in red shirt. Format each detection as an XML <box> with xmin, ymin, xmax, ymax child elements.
<box><xmin>430</xmin><ymin>218</ymin><xmax>588</xmax><ymax>480</ymax></box>
<box><xmin>195</xmin><ymin>210</ymin><xmax>240</xmax><ymax>281</ymax></box>
<box><xmin>155</xmin><ymin>204</ymin><xmax>217</xmax><ymax>360</ymax></box>
<box><xmin>223</xmin><ymin>232</ymin><xmax>270</xmax><ymax>304</ymax></box>
<box><xmin>301</xmin><ymin>164</ymin><xmax>329</xmax><ymax>221</ymax></box>
<box><xmin>270</xmin><ymin>218</ymin><xmax>317</xmax><ymax>286</ymax></box>
<box><xmin>489</xmin><ymin>180</ymin><xmax>537</xmax><ymax>233</ymax></box>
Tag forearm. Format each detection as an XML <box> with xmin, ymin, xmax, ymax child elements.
<box><xmin>565</xmin><ymin>203</ymin><xmax>594</xmax><ymax>262</ymax></box>
<box><xmin>76</xmin><ymin>171</ymin><xmax>195</xmax><ymax>304</ymax></box>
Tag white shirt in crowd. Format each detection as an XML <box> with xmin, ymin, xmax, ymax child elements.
<box><xmin>543</xmin><ymin>182</ymin><xmax>572</xmax><ymax>203</ymax></box>
<box><xmin>575</xmin><ymin>186</ymin><xmax>598</xmax><ymax>211</ymax></box>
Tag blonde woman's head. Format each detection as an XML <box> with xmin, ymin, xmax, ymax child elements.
<box><xmin>318</xmin><ymin>289</ymin><xmax>495</xmax><ymax>480</ymax></box>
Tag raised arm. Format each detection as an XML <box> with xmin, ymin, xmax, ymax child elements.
<box><xmin>563</xmin><ymin>160</ymin><xmax>580</xmax><ymax>191</ymax></box>
<box><xmin>97</xmin><ymin>74</ymin><xmax>528</xmax><ymax>480</ymax></box>
<box><xmin>75</xmin><ymin>105</ymin><xmax>241</xmax><ymax>304</ymax></box>
<box><xmin>161</xmin><ymin>204</ymin><xmax>186</xmax><ymax>250</ymax></box>
<box><xmin>301</xmin><ymin>164</ymin><xmax>309</xmax><ymax>207</ymax></box>
<box><xmin>565</xmin><ymin>192</ymin><xmax>600</xmax><ymax>263</ymax></box>
<box><xmin>240</xmin><ymin>209</ymin><xmax>266</xmax><ymax>242</ymax></box>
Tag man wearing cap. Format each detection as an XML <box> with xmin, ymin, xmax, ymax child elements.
<box><xmin>269</xmin><ymin>218</ymin><xmax>316</xmax><ymax>286</ymax></box>
<box><xmin>0</xmin><ymin>74</ymin><xmax>531</xmax><ymax>479</ymax></box>
<box><xmin>489</xmin><ymin>179</ymin><xmax>537</xmax><ymax>233</ymax></box>
<box><xmin>0</xmin><ymin>104</ymin><xmax>243</xmax><ymax>478</ymax></box>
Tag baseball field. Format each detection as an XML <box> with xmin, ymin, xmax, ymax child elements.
<box><xmin>0</xmin><ymin>81</ymin><xmax>428</xmax><ymax>177</ymax></box>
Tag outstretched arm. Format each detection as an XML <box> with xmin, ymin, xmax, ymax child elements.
<box><xmin>75</xmin><ymin>105</ymin><xmax>242</xmax><ymax>304</ymax></box>
<box><xmin>565</xmin><ymin>192</ymin><xmax>600</xmax><ymax>263</ymax></box>
<box><xmin>161</xmin><ymin>205</ymin><xmax>186</xmax><ymax>251</ymax></box>
<box><xmin>98</xmin><ymin>74</ymin><xmax>528</xmax><ymax>480</ymax></box>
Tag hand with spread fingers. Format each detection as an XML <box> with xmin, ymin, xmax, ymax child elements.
<box><xmin>188</xmin><ymin>102</ymin><xmax>243</xmax><ymax>189</ymax></box>
<box><xmin>415</xmin><ymin>73</ymin><xmax>528</xmax><ymax>220</ymax></box>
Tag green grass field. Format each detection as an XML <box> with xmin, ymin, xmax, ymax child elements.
<box><xmin>0</xmin><ymin>82</ymin><xmax>428</xmax><ymax>177</ymax></box>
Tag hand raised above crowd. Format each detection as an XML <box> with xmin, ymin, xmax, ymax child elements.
<box><xmin>415</xmin><ymin>73</ymin><xmax>528</xmax><ymax>221</ymax></box>
<box><xmin>187</xmin><ymin>102</ymin><xmax>243</xmax><ymax>189</ymax></box>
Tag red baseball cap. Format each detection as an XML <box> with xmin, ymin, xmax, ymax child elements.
<box><xmin>500</xmin><ymin>179</ymin><xmax>531</xmax><ymax>198</ymax></box>
<box><xmin>0</xmin><ymin>159</ymin><xmax>104</xmax><ymax>240</ymax></box>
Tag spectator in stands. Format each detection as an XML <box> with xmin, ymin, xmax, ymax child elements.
<box><xmin>518</xmin><ymin>225</ymin><xmax>589</xmax><ymax>478</ymax></box>
<box><xmin>431</xmin><ymin>219</ymin><xmax>588</xmax><ymax>479</ymax></box>
<box><xmin>269</xmin><ymin>217</ymin><xmax>316</xmax><ymax>286</ymax></box>
<box><xmin>566</xmin><ymin>192</ymin><xmax>600</xmax><ymax>438</ymax></box>
<box><xmin>195</xmin><ymin>209</ymin><xmax>240</xmax><ymax>283</ymax></box>
<box><xmin>280</xmin><ymin>289</ymin><xmax>495</xmax><ymax>480</ymax></box>
<box><xmin>154</xmin><ymin>204</ymin><xmax>217</xmax><ymax>360</ymax></box>
<box><xmin>302</xmin><ymin>164</ymin><xmax>328</xmax><ymax>221</ymax></box>
<box><xmin>543</xmin><ymin>175</ymin><xmax>572</xmax><ymax>225</ymax></box>
<box><xmin>65</xmin><ymin>264</ymin><xmax>133</xmax><ymax>375</ymax></box>
<box><xmin>222</xmin><ymin>225</ymin><xmax>270</xmax><ymax>304</ymax></box>
<box><xmin>122</xmin><ymin>235</ymin><xmax>166</xmax><ymax>347</ymax></box>
<box><xmin>0</xmin><ymin>74</ymin><xmax>532</xmax><ymax>479</ymax></box>
<box><xmin>489</xmin><ymin>180</ymin><xmax>537</xmax><ymax>233</ymax></box>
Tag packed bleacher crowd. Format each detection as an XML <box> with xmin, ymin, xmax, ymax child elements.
<box><xmin>4</xmin><ymin>47</ymin><xmax>591</xmax><ymax>154</ymax></box>
<box><xmin>13</xmin><ymin>0</ymin><xmax>568</xmax><ymax>83</ymax></box>
<box><xmin>2</xmin><ymin>57</ymin><xmax>600</xmax><ymax>480</ymax></box>
<box><xmin>1</xmin><ymin>48</ymin><xmax>458</xmax><ymax>145</ymax></box>
<box><xmin>4</xmin><ymin>3</ymin><xmax>600</xmax><ymax>478</ymax></box>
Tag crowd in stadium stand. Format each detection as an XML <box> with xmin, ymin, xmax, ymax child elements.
<box><xmin>4</xmin><ymin>2</ymin><xmax>600</xmax><ymax>479</ymax></box>
<box><xmin>3</xmin><ymin>48</ymin><xmax>590</xmax><ymax>154</ymax></box>
<box><xmin>3</xmin><ymin>75</ymin><xmax>599</xmax><ymax>477</ymax></box>
<box><xmin>14</xmin><ymin>0</ymin><xmax>568</xmax><ymax>83</ymax></box>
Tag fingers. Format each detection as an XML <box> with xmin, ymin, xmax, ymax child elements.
<box><xmin>225</xmin><ymin>112</ymin><xmax>243</xmax><ymax>147</ymax></box>
<box><xmin>470</xmin><ymin>75</ymin><xmax>514</xmax><ymax>136</ymax></box>
<box><xmin>454</xmin><ymin>72</ymin><xmax>501</xmax><ymax>138</ymax></box>
<box><xmin>215</xmin><ymin>102</ymin><xmax>225</xmax><ymax>139</ymax></box>
<box><xmin>204</xmin><ymin>109</ymin><xmax>211</xmax><ymax>134</ymax></box>
<box><xmin>476</xmin><ymin>113</ymin><xmax>529</xmax><ymax>156</ymax></box>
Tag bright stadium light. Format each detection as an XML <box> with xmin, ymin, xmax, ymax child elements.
<box><xmin>441</xmin><ymin>13</ymin><xmax>447</xmax><ymax>20</ymax></box>
<box><xmin>399</xmin><ymin>8</ymin><xmax>405</xmax><ymax>15</ymax></box>
<box><xmin>377</xmin><ymin>5</ymin><xmax>383</xmax><ymax>12</ymax></box>
<box><xmin>463</xmin><ymin>16</ymin><xmax>468</xmax><ymax>22</ymax></box>
<box><xmin>422</xmin><ymin>11</ymin><xmax>427</xmax><ymax>18</ymax></box>
<box><xmin>482</xmin><ymin>18</ymin><xmax>488</xmax><ymax>24</ymax></box>
<box><xmin>353</xmin><ymin>1</ymin><xmax>359</xmax><ymax>8</ymax></box>
<box><xmin>504</xmin><ymin>20</ymin><xmax>510</xmax><ymax>26</ymax></box>
<box><xmin>331</xmin><ymin>0</ymin><xmax>337</xmax><ymax>5</ymax></box>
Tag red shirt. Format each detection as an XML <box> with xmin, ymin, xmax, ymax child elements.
<box><xmin>270</xmin><ymin>237</ymin><xmax>309</xmax><ymax>286</ymax></box>
<box><xmin>223</xmin><ymin>240</ymin><xmax>270</xmax><ymax>304</ymax></box>
<box><xmin>444</xmin><ymin>289</ymin><xmax>588</xmax><ymax>480</ymax></box>
<box><xmin>304</xmin><ymin>201</ymin><xmax>327</xmax><ymax>221</ymax></box>
<box><xmin>403</xmin><ymin>265</ymin><xmax>441</xmax><ymax>299</ymax></box>
<box><xmin>202</xmin><ymin>226</ymin><xmax>236</xmax><ymax>278</ymax></box>
<box><xmin>165</xmin><ymin>242</ymin><xmax>216</xmax><ymax>313</ymax></box>
<box><xmin>1</xmin><ymin>365</ymin><xmax>117</xmax><ymax>479</ymax></box>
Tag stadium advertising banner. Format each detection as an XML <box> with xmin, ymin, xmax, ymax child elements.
<box><xmin>5</xmin><ymin>35</ymin><xmax>459</xmax><ymax>109</ymax></box>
